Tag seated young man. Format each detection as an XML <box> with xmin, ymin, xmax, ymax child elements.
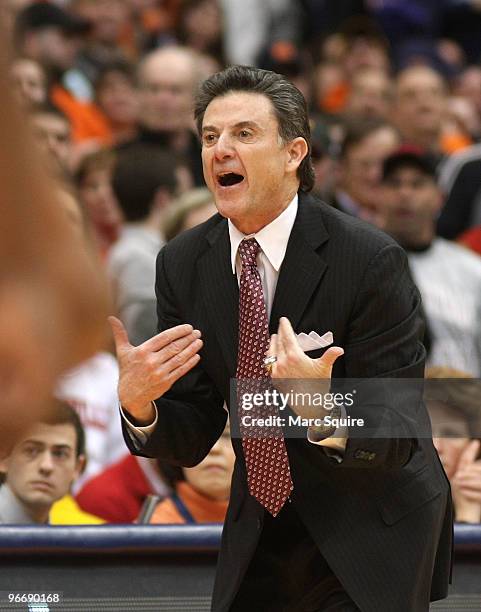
<box><xmin>0</xmin><ymin>401</ymin><xmax>101</xmax><ymax>524</ymax></box>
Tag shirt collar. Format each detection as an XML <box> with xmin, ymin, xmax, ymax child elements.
<box><xmin>228</xmin><ymin>194</ymin><xmax>298</xmax><ymax>273</ymax></box>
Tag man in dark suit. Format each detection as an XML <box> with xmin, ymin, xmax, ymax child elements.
<box><xmin>110</xmin><ymin>66</ymin><xmax>452</xmax><ymax>611</ymax></box>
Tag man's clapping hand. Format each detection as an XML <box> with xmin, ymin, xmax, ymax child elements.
<box><xmin>267</xmin><ymin>317</ymin><xmax>344</xmax><ymax>420</ymax></box>
<box><xmin>109</xmin><ymin>316</ymin><xmax>203</xmax><ymax>424</ymax></box>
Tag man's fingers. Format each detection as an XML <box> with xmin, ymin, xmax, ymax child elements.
<box><xmin>167</xmin><ymin>353</ymin><xmax>201</xmax><ymax>384</ymax></box>
<box><xmin>144</xmin><ymin>324</ymin><xmax>198</xmax><ymax>353</ymax></box>
<box><xmin>162</xmin><ymin>337</ymin><xmax>203</xmax><ymax>374</ymax></box>
<box><xmin>317</xmin><ymin>346</ymin><xmax>344</xmax><ymax>369</ymax></box>
<box><xmin>278</xmin><ymin>317</ymin><xmax>302</xmax><ymax>355</ymax></box>
<box><xmin>156</xmin><ymin>330</ymin><xmax>202</xmax><ymax>363</ymax></box>
<box><xmin>267</xmin><ymin>333</ymin><xmax>278</xmax><ymax>358</ymax></box>
<box><xmin>108</xmin><ymin>316</ymin><xmax>131</xmax><ymax>353</ymax></box>
<box><xmin>458</xmin><ymin>440</ymin><xmax>480</xmax><ymax>471</ymax></box>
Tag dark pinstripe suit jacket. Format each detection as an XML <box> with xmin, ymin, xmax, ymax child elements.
<box><xmin>123</xmin><ymin>192</ymin><xmax>453</xmax><ymax>612</ymax></box>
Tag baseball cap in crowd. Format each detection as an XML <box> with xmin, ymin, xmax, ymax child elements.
<box><xmin>15</xmin><ymin>2</ymin><xmax>91</xmax><ymax>37</ymax></box>
<box><xmin>382</xmin><ymin>146</ymin><xmax>437</xmax><ymax>181</ymax></box>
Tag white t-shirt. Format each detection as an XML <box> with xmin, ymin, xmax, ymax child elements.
<box><xmin>56</xmin><ymin>352</ymin><xmax>127</xmax><ymax>492</ymax></box>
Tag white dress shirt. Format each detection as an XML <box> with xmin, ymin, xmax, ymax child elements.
<box><xmin>122</xmin><ymin>194</ymin><xmax>347</xmax><ymax>454</ymax></box>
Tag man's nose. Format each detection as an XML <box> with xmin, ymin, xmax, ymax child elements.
<box><xmin>38</xmin><ymin>451</ymin><xmax>54</xmax><ymax>474</ymax></box>
<box><xmin>398</xmin><ymin>184</ymin><xmax>414</xmax><ymax>201</ymax></box>
<box><xmin>214</xmin><ymin>133</ymin><xmax>234</xmax><ymax>160</ymax></box>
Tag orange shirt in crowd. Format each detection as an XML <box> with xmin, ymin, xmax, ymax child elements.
<box><xmin>440</xmin><ymin>131</ymin><xmax>473</xmax><ymax>155</ymax></box>
<box><xmin>51</xmin><ymin>85</ymin><xmax>113</xmax><ymax>145</ymax></box>
<box><xmin>150</xmin><ymin>481</ymin><xmax>228</xmax><ymax>524</ymax></box>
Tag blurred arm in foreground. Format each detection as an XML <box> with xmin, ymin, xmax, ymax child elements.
<box><xmin>0</xmin><ymin>33</ymin><xmax>110</xmax><ymax>454</ymax></box>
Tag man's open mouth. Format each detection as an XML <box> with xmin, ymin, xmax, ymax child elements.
<box><xmin>217</xmin><ymin>172</ymin><xmax>245</xmax><ymax>187</ymax></box>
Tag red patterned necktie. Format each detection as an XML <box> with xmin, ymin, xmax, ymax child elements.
<box><xmin>236</xmin><ymin>238</ymin><xmax>293</xmax><ymax>516</ymax></box>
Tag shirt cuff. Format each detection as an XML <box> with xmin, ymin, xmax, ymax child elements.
<box><xmin>119</xmin><ymin>401</ymin><xmax>158</xmax><ymax>446</ymax></box>
<box><xmin>307</xmin><ymin>405</ymin><xmax>348</xmax><ymax>455</ymax></box>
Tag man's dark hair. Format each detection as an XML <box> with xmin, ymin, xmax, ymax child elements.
<box><xmin>112</xmin><ymin>145</ymin><xmax>178</xmax><ymax>222</ymax></box>
<box><xmin>44</xmin><ymin>399</ymin><xmax>86</xmax><ymax>458</ymax></box>
<box><xmin>382</xmin><ymin>148</ymin><xmax>436</xmax><ymax>182</ymax></box>
<box><xmin>194</xmin><ymin>65</ymin><xmax>315</xmax><ymax>192</ymax></box>
<box><xmin>94</xmin><ymin>60</ymin><xmax>136</xmax><ymax>94</ymax></box>
<box><xmin>339</xmin><ymin>117</ymin><xmax>397</xmax><ymax>159</ymax></box>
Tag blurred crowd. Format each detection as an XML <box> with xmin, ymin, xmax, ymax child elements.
<box><xmin>1</xmin><ymin>0</ymin><xmax>481</xmax><ymax>526</ymax></box>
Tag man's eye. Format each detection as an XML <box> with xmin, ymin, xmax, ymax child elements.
<box><xmin>203</xmin><ymin>134</ymin><xmax>216</xmax><ymax>144</ymax></box>
<box><xmin>239</xmin><ymin>130</ymin><xmax>251</xmax><ymax>138</ymax></box>
<box><xmin>23</xmin><ymin>446</ymin><xmax>40</xmax><ymax>458</ymax></box>
<box><xmin>53</xmin><ymin>449</ymin><xmax>70</xmax><ymax>460</ymax></box>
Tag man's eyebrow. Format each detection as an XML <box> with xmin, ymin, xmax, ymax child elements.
<box><xmin>21</xmin><ymin>439</ymin><xmax>43</xmax><ymax>446</ymax></box>
<box><xmin>233</xmin><ymin>121</ymin><xmax>262</xmax><ymax>131</ymax></box>
<box><xmin>201</xmin><ymin>121</ymin><xmax>263</xmax><ymax>133</ymax></box>
<box><xmin>51</xmin><ymin>444</ymin><xmax>73</xmax><ymax>452</ymax></box>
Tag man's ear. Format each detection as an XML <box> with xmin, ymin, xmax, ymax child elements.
<box><xmin>286</xmin><ymin>137</ymin><xmax>308</xmax><ymax>173</ymax></box>
<box><xmin>74</xmin><ymin>454</ymin><xmax>87</xmax><ymax>480</ymax></box>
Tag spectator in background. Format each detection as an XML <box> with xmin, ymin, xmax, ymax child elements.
<box><xmin>125</xmin><ymin>0</ymin><xmax>182</xmax><ymax>54</ymax></box>
<box><xmin>14</xmin><ymin>2</ymin><xmax>112</xmax><ymax>147</ymax></box>
<box><xmin>454</xmin><ymin>66</ymin><xmax>481</xmax><ymax>121</ymax></box>
<box><xmin>120</xmin><ymin>45</ymin><xmax>203</xmax><ymax>186</ymax></box>
<box><xmin>56</xmin><ymin>351</ymin><xmax>126</xmax><ymax>494</ymax></box>
<box><xmin>76</xmin><ymin>148</ymin><xmax>123</xmax><ymax>258</ymax></box>
<box><xmin>94</xmin><ymin>60</ymin><xmax>139</xmax><ymax>144</ymax></box>
<box><xmin>338</xmin><ymin>16</ymin><xmax>391</xmax><ymax>79</ymax></box>
<box><xmin>0</xmin><ymin>401</ymin><xmax>102</xmax><ymax>525</ymax></box>
<box><xmin>69</xmin><ymin>0</ymin><xmax>132</xmax><ymax>96</ymax></box>
<box><xmin>76</xmin><ymin>454</ymin><xmax>174</xmax><ymax>523</ymax></box>
<box><xmin>313</xmin><ymin>17</ymin><xmax>390</xmax><ymax>116</ymax></box>
<box><xmin>393</xmin><ymin>65</ymin><xmax>467</xmax><ymax>163</ymax></box>
<box><xmin>377</xmin><ymin>148</ymin><xmax>481</xmax><ymax>376</ymax></box>
<box><xmin>437</xmin><ymin>140</ymin><xmax>481</xmax><ymax>240</ymax></box>
<box><xmin>175</xmin><ymin>0</ymin><xmax>224</xmax><ymax>65</ymax></box>
<box><xmin>330</xmin><ymin>118</ymin><xmax>400</xmax><ymax>220</ymax></box>
<box><xmin>10</xmin><ymin>56</ymin><xmax>48</xmax><ymax>108</ymax></box>
<box><xmin>30</xmin><ymin>102</ymin><xmax>73</xmax><ymax>180</ymax></box>
<box><xmin>163</xmin><ymin>187</ymin><xmax>217</xmax><ymax>242</ymax></box>
<box><xmin>345</xmin><ymin>67</ymin><xmax>393</xmax><ymax>121</ymax></box>
<box><xmin>108</xmin><ymin>145</ymin><xmax>178</xmax><ymax>345</ymax></box>
<box><xmin>150</xmin><ymin>421</ymin><xmax>234</xmax><ymax>524</ymax></box>
<box><xmin>425</xmin><ymin>368</ymin><xmax>481</xmax><ymax>524</ymax></box>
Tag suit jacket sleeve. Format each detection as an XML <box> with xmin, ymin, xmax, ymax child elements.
<box><xmin>122</xmin><ymin>247</ymin><xmax>227</xmax><ymax>468</ymax></box>
<box><xmin>330</xmin><ymin>242</ymin><xmax>426</xmax><ymax>470</ymax></box>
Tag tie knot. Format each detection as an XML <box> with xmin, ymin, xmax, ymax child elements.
<box><xmin>238</xmin><ymin>238</ymin><xmax>260</xmax><ymax>267</ymax></box>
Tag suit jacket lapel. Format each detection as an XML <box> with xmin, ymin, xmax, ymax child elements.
<box><xmin>197</xmin><ymin>194</ymin><xmax>330</xmax><ymax>370</ymax></box>
<box><xmin>197</xmin><ymin>219</ymin><xmax>239</xmax><ymax>376</ymax></box>
<box><xmin>269</xmin><ymin>193</ymin><xmax>329</xmax><ymax>333</ymax></box>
